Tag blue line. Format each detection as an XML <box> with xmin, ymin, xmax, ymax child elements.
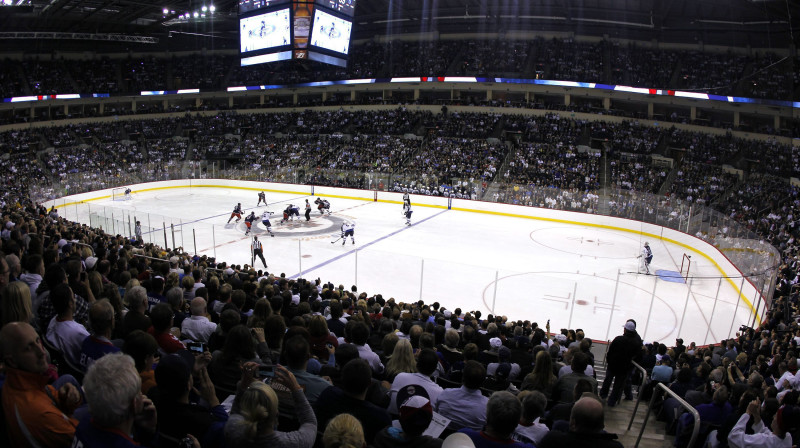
<box><xmin>138</xmin><ymin>194</ymin><xmax>310</xmax><ymax>236</ymax></box>
<box><xmin>290</xmin><ymin>208</ymin><xmax>449</xmax><ymax>279</ymax></box>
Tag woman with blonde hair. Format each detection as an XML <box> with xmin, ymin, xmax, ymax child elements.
<box><xmin>225</xmin><ymin>365</ymin><xmax>317</xmax><ymax>448</ymax></box>
<box><xmin>1</xmin><ymin>281</ymin><xmax>33</xmax><ymax>326</ymax></box>
<box><xmin>323</xmin><ymin>413</ymin><xmax>365</xmax><ymax>448</ymax></box>
<box><xmin>384</xmin><ymin>338</ymin><xmax>416</xmax><ymax>382</ymax></box>
<box><xmin>520</xmin><ymin>349</ymin><xmax>558</xmax><ymax>398</ymax></box>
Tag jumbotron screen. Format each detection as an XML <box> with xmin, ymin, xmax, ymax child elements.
<box><xmin>310</xmin><ymin>8</ymin><xmax>352</xmax><ymax>55</ymax></box>
<box><xmin>315</xmin><ymin>0</ymin><xmax>356</xmax><ymax>17</ymax></box>
<box><xmin>239</xmin><ymin>9</ymin><xmax>291</xmax><ymax>53</ymax></box>
<box><xmin>239</xmin><ymin>0</ymin><xmax>290</xmax><ymax>15</ymax></box>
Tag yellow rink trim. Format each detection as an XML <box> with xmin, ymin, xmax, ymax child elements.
<box><xmin>54</xmin><ymin>184</ymin><xmax>761</xmax><ymax>321</ymax></box>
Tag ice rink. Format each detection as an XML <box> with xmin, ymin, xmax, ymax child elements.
<box><xmin>58</xmin><ymin>186</ymin><xmax>760</xmax><ymax>346</ymax></box>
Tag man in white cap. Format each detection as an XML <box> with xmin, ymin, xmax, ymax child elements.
<box><xmin>600</xmin><ymin>320</ymin><xmax>642</xmax><ymax>407</ymax></box>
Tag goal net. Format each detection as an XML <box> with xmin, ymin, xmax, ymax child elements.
<box><xmin>680</xmin><ymin>253</ymin><xmax>692</xmax><ymax>281</ymax></box>
<box><xmin>112</xmin><ymin>187</ymin><xmax>131</xmax><ymax>201</ymax></box>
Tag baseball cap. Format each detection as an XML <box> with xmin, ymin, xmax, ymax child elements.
<box><xmin>489</xmin><ymin>337</ymin><xmax>502</xmax><ymax>349</ymax></box>
<box><xmin>399</xmin><ymin>395</ymin><xmax>433</xmax><ymax>437</ymax></box>
<box><xmin>442</xmin><ymin>433</ymin><xmax>476</xmax><ymax>448</ymax></box>
<box><xmin>224</xmin><ymin>268</ymin><xmax>235</xmax><ymax>276</ymax></box>
<box><xmin>624</xmin><ymin>321</ymin><xmax>636</xmax><ymax>331</ymax></box>
<box><xmin>443</xmin><ymin>310</ymin><xmax>452</xmax><ymax>319</ymax></box>
<box><xmin>85</xmin><ymin>256</ymin><xmax>98</xmax><ymax>270</ymax></box>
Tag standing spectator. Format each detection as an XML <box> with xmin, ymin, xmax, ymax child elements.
<box><xmin>600</xmin><ymin>321</ymin><xmax>641</xmax><ymax>407</ymax></box>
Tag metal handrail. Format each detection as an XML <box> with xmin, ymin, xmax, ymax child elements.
<box><xmin>627</xmin><ymin>360</ymin><xmax>650</xmax><ymax>431</ymax></box>
<box><xmin>634</xmin><ymin>381</ymin><xmax>700</xmax><ymax>448</ymax></box>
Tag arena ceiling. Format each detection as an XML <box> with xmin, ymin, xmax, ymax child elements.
<box><xmin>0</xmin><ymin>0</ymin><xmax>797</xmax><ymax>49</ymax></box>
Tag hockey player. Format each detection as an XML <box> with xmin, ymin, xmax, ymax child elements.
<box><xmin>227</xmin><ymin>203</ymin><xmax>243</xmax><ymax>224</ymax></box>
<box><xmin>403</xmin><ymin>202</ymin><xmax>413</xmax><ymax>226</ymax></box>
<box><xmin>134</xmin><ymin>220</ymin><xmax>142</xmax><ymax>243</ymax></box>
<box><xmin>315</xmin><ymin>198</ymin><xmax>331</xmax><ymax>215</ymax></box>
<box><xmin>124</xmin><ymin>188</ymin><xmax>132</xmax><ymax>199</ymax></box>
<box><xmin>340</xmin><ymin>221</ymin><xmax>355</xmax><ymax>245</ymax></box>
<box><xmin>251</xmin><ymin>236</ymin><xmax>267</xmax><ymax>268</ymax></box>
<box><xmin>257</xmin><ymin>191</ymin><xmax>267</xmax><ymax>207</ymax></box>
<box><xmin>281</xmin><ymin>204</ymin><xmax>300</xmax><ymax>223</ymax></box>
<box><xmin>638</xmin><ymin>242</ymin><xmax>653</xmax><ymax>274</ymax></box>
<box><xmin>403</xmin><ymin>191</ymin><xmax>410</xmax><ymax>206</ymax></box>
<box><xmin>261</xmin><ymin>210</ymin><xmax>275</xmax><ymax>237</ymax></box>
<box><xmin>244</xmin><ymin>211</ymin><xmax>257</xmax><ymax>235</ymax></box>
<box><xmin>305</xmin><ymin>199</ymin><xmax>312</xmax><ymax>221</ymax></box>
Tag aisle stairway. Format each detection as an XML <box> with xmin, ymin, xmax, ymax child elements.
<box><xmin>592</xmin><ymin>346</ymin><xmax>676</xmax><ymax>447</ymax></box>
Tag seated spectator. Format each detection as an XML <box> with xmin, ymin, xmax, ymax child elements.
<box><xmin>651</xmin><ymin>354</ymin><xmax>674</xmax><ymax>383</ymax></box>
<box><xmin>1</xmin><ymin>280</ymin><xmax>34</xmax><ymax>327</ymax></box>
<box><xmin>207</xmin><ymin>309</ymin><xmax>243</xmax><ymax>353</ymax></box>
<box><xmin>123</xmin><ymin>329</ymin><xmax>160</xmax><ymax>395</ymax></box>
<box><xmin>543</xmin><ymin>378</ymin><xmax>595</xmax><ymax>430</ymax></box>
<box><xmin>374</xmin><ymin>395</ymin><xmax>443</xmax><ymax>448</ymax></box>
<box><xmin>283</xmin><ymin>334</ymin><xmax>332</xmax><ymax>404</ymax></box>
<box><xmin>385</xmin><ymin>339</ymin><xmax>417</xmax><ymax>383</ymax></box>
<box><xmin>309</xmin><ymin>314</ymin><xmax>338</xmax><ymax>364</ymax></box>
<box><xmin>154</xmin><ymin>350</ymin><xmax>228</xmax><ymax>447</ymax></box>
<box><xmin>436</xmin><ymin>360</ymin><xmax>489</xmax><ymax>430</ymax></box>
<box><xmin>320</xmin><ymin>343</ymin><xmax>391</xmax><ymax>409</ymax></box>
<box><xmin>728</xmin><ymin>398</ymin><xmax>796</xmax><ymax>447</ymax></box>
<box><xmin>488</xmin><ymin>346</ymin><xmax>522</xmax><ymax>381</ymax></box>
<box><xmin>182</xmin><ymin>297</ymin><xmax>217</xmax><ymax>343</ymax></box>
<box><xmin>225</xmin><ymin>365</ymin><xmax>317</xmax><ymax>448</ymax></box>
<box><xmin>388</xmin><ymin>348</ymin><xmax>444</xmax><ymax>414</ymax></box>
<box><xmin>513</xmin><ymin>390</ymin><xmax>549</xmax><ymax>445</ymax></box>
<box><xmin>122</xmin><ymin>286</ymin><xmax>151</xmax><ymax>338</ymax></box>
<box><xmin>552</xmin><ymin>352</ymin><xmax>597</xmax><ymax>403</ymax></box>
<box><xmin>38</xmin><ymin>263</ymin><xmax>91</xmax><ymax>331</ymax></box>
<box><xmin>46</xmin><ymin>283</ymin><xmax>89</xmax><ymax>367</ymax></box>
<box><xmin>323</xmin><ymin>413</ymin><xmax>364</xmax><ymax>448</ymax></box>
<box><xmin>351</xmin><ymin>321</ymin><xmax>384</xmax><ymax>375</ymax></box>
<box><xmin>538</xmin><ymin>395</ymin><xmax>623</xmax><ymax>448</ymax></box>
<box><xmin>148</xmin><ymin>303</ymin><xmax>186</xmax><ymax>354</ymax></box>
<box><xmin>74</xmin><ymin>353</ymin><xmax>159</xmax><ymax>447</ymax></box>
<box><xmin>520</xmin><ymin>350</ymin><xmax>558</xmax><ymax>398</ymax></box>
<box><xmin>79</xmin><ymin>299</ymin><xmax>121</xmax><ymax>372</ymax></box>
<box><xmin>458</xmin><ymin>391</ymin><xmax>536</xmax><ymax>447</ymax></box>
<box><xmin>314</xmin><ymin>358</ymin><xmax>392</xmax><ymax>444</ymax></box>
<box><xmin>2</xmin><ymin>321</ymin><xmax>82</xmax><ymax>447</ymax></box>
<box><xmin>209</xmin><ymin>325</ymin><xmax>271</xmax><ymax>391</ymax></box>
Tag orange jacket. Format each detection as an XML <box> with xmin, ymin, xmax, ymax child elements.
<box><xmin>2</xmin><ymin>367</ymin><xmax>79</xmax><ymax>448</ymax></box>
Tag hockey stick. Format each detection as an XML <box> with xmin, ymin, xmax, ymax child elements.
<box><xmin>330</xmin><ymin>235</ymin><xmax>343</xmax><ymax>244</ymax></box>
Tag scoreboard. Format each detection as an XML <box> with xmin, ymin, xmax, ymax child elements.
<box><xmin>239</xmin><ymin>0</ymin><xmax>355</xmax><ymax>68</ymax></box>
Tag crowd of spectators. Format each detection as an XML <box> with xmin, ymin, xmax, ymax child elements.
<box><xmin>1</xmin><ymin>38</ymin><xmax>795</xmax><ymax>103</ymax></box>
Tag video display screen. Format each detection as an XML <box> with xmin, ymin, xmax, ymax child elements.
<box><xmin>238</xmin><ymin>0</ymin><xmax>290</xmax><ymax>15</ymax></box>
<box><xmin>310</xmin><ymin>8</ymin><xmax>352</xmax><ymax>55</ymax></box>
<box><xmin>315</xmin><ymin>0</ymin><xmax>356</xmax><ymax>16</ymax></box>
<box><xmin>240</xmin><ymin>8</ymin><xmax>291</xmax><ymax>53</ymax></box>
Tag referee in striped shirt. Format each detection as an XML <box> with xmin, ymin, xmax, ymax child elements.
<box><xmin>252</xmin><ymin>236</ymin><xmax>267</xmax><ymax>268</ymax></box>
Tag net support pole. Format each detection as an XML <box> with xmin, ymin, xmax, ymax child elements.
<box><xmin>111</xmin><ymin>212</ymin><xmax>115</xmax><ymax>235</ymax></box>
<box><xmin>567</xmin><ymin>281</ymin><xmax>578</xmax><ymax>330</ymax></box>
<box><xmin>605</xmin><ymin>269</ymin><xmax>621</xmax><ymax>342</ymax></box>
<box><xmin>642</xmin><ymin>276</ymin><xmax>658</xmax><ymax>341</ymax></box>
<box><xmin>750</xmin><ymin>288</ymin><xmax>762</xmax><ymax>329</ymax></box>
<box><xmin>212</xmin><ymin>225</ymin><xmax>217</xmax><ymax>260</ymax></box>
<box><xmin>727</xmin><ymin>277</ymin><xmax>746</xmax><ymax>339</ymax></box>
<box><xmin>193</xmin><ymin>229</ymin><xmax>197</xmax><ymax>256</ymax></box>
<box><xmin>354</xmin><ymin>247</ymin><xmax>358</xmax><ymax>289</ymax></box>
<box><xmin>180</xmin><ymin>219</ymin><xmax>184</xmax><ymax>249</ymax></box>
<box><xmin>491</xmin><ymin>270</ymin><xmax>499</xmax><ymax>316</ymax></box>
<box><xmin>676</xmin><ymin>281</ymin><xmax>692</xmax><ymax>339</ymax></box>
<box><xmin>128</xmin><ymin>215</ymin><xmax>132</xmax><ymax>239</ymax></box>
<box><xmin>170</xmin><ymin>224</ymin><xmax>176</xmax><ymax>250</ymax></box>
<box><xmin>162</xmin><ymin>223</ymin><xmax>167</xmax><ymax>249</ymax></box>
<box><xmin>419</xmin><ymin>259</ymin><xmax>424</xmax><ymax>302</ymax></box>
<box><xmin>704</xmin><ymin>278</ymin><xmax>723</xmax><ymax>345</ymax></box>
<box><xmin>147</xmin><ymin>214</ymin><xmax>152</xmax><ymax>244</ymax></box>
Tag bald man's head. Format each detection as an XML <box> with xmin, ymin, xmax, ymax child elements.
<box><xmin>570</xmin><ymin>395</ymin><xmax>605</xmax><ymax>434</ymax></box>
<box><xmin>1</xmin><ymin>322</ymin><xmax>49</xmax><ymax>374</ymax></box>
<box><xmin>190</xmin><ymin>297</ymin><xmax>207</xmax><ymax>316</ymax></box>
